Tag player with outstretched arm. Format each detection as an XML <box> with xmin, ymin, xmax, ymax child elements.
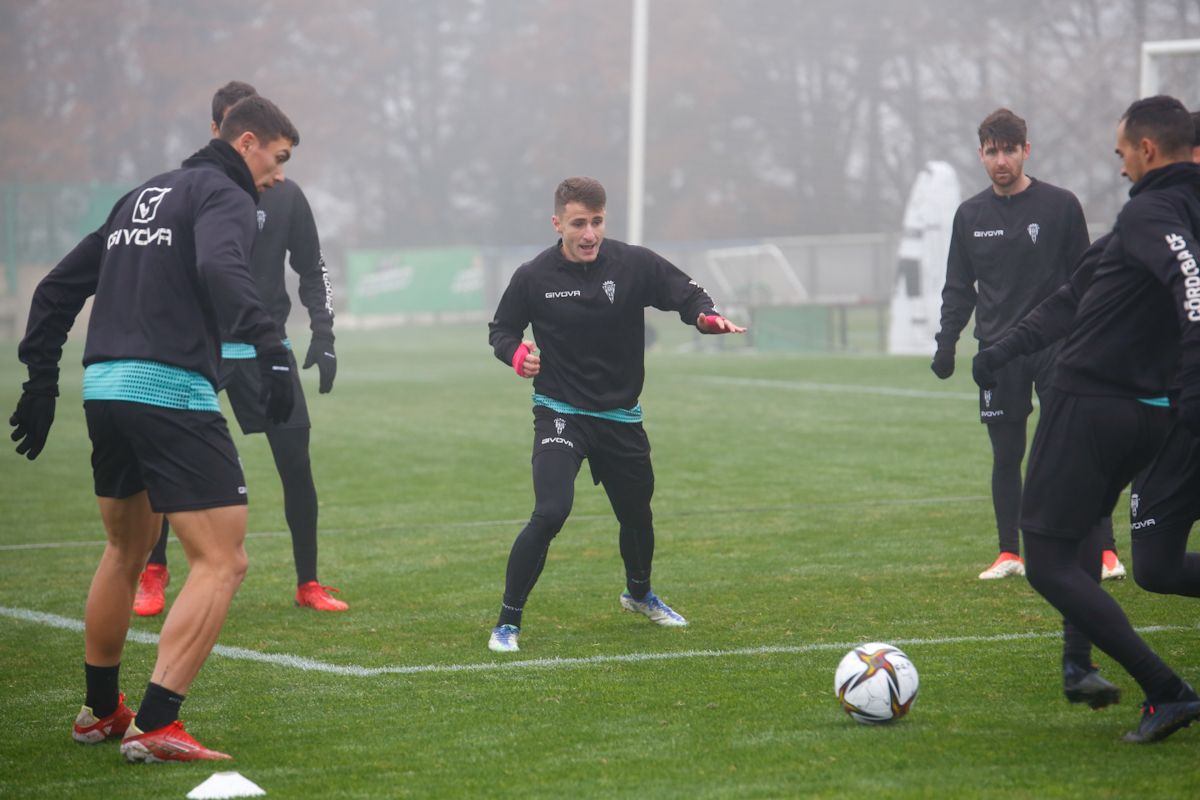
<box><xmin>1009</xmin><ymin>96</ymin><xmax>1200</xmax><ymax>743</ymax></box>
<box><xmin>485</xmin><ymin>176</ymin><xmax>745</xmax><ymax>653</ymax></box>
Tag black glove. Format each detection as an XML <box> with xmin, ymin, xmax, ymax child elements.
<box><xmin>303</xmin><ymin>334</ymin><xmax>336</xmax><ymax>394</ymax></box>
<box><xmin>10</xmin><ymin>389</ymin><xmax>56</xmax><ymax>460</ymax></box>
<box><xmin>930</xmin><ymin>348</ymin><xmax>955</xmax><ymax>379</ymax></box>
<box><xmin>258</xmin><ymin>349</ymin><xmax>295</xmax><ymax>425</ymax></box>
<box><xmin>972</xmin><ymin>348</ymin><xmax>1000</xmax><ymax>390</ymax></box>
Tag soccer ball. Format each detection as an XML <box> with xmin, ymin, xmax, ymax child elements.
<box><xmin>834</xmin><ymin>642</ymin><xmax>919</xmax><ymax>724</ymax></box>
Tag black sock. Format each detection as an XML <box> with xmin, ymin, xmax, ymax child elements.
<box><xmin>266</xmin><ymin>427</ymin><xmax>319</xmax><ymax>585</ymax></box>
<box><xmin>147</xmin><ymin>518</ymin><xmax>169</xmax><ymax>567</ymax></box>
<box><xmin>626</xmin><ymin>574</ymin><xmax>652</xmax><ymax>601</ymax></box>
<box><xmin>497</xmin><ymin>600</ymin><xmax>524</xmax><ymax>629</ymax></box>
<box><xmin>134</xmin><ymin>682</ymin><xmax>185</xmax><ymax>732</ymax></box>
<box><xmin>84</xmin><ymin>662</ymin><xmax>120</xmax><ymax>718</ymax></box>
<box><xmin>1147</xmin><ymin>675</ymin><xmax>1191</xmax><ymax>705</ymax></box>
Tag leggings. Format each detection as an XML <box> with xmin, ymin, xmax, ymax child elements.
<box><xmin>498</xmin><ymin>448</ymin><xmax>655</xmax><ymax>627</ymax></box>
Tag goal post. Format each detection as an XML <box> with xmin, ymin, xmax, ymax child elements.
<box><xmin>1140</xmin><ymin>38</ymin><xmax>1200</xmax><ymax>98</ymax></box>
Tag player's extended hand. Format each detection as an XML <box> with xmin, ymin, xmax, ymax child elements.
<box><xmin>9</xmin><ymin>390</ymin><xmax>56</xmax><ymax>460</ymax></box>
<box><xmin>972</xmin><ymin>349</ymin><xmax>1000</xmax><ymax>390</ymax></box>
<box><xmin>303</xmin><ymin>334</ymin><xmax>337</xmax><ymax>394</ymax></box>
<box><xmin>696</xmin><ymin>314</ymin><xmax>747</xmax><ymax>334</ymax></box>
<box><xmin>930</xmin><ymin>348</ymin><xmax>955</xmax><ymax>379</ymax></box>
<box><xmin>258</xmin><ymin>349</ymin><xmax>295</xmax><ymax>425</ymax></box>
<box><xmin>512</xmin><ymin>340</ymin><xmax>540</xmax><ymax>378</ymax></box>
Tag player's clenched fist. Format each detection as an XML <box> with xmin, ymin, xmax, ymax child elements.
<box><xmin>511</xmin><ymin>340</ymin><xmax>541</xmax><ymax>378</ymax></box>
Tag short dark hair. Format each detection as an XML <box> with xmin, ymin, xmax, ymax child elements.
<box><xmin>1121</xmin><ymin>95</ymin><xmax>1192</xmax><ymax>158</ymax></box>
<box><xmin>1191</xmin><ymin>110</ymin><xmax>1200</xmax><ymax>147</ymax></box>
<box><xmin>978</xmin><ymin>108</ymin><xmax>1027</xmax><ymax>148</ymax></box>
<box><xmin>212</xmin><ymin>80</ymin><xmax>257</xmax><ymax>127</ymax></box>
<box><xmin>219</xmin><ymin>95</ymin><xmax>300</xmax><ymax>147</ymax></box>
<box><xmin>554</xmin><ymin>177</ymin><xmax>606</xmax><ymax>215</ymax></box>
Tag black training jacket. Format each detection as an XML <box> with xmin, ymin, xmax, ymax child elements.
<box><xmin>488</xmin><ymin>238</ymin><xmax>717</xmax><ymax>411</ymax></box>
<box><xmin>242</xmin><ymin>178</ymin><xmax>334</xmax><ymax>342</ymax></box>
<box><xmin>936</xmin><ymin>177</ymin><xmax>1090</xmax><ymax>349</ymax></box>
<box><xmin>19</xmin><ymin>139</ymin><xmax>285</xmax><ymax>390</ymax></box>
<box><xmin>987</xmin><ymin>233</ymin><xmax>1113</xmax><ymax>364</ymax></box>
<box><xmin>1053</xmin><ymin>162</ymin><xmax>1200</xmax><ymax>397</ymax></box>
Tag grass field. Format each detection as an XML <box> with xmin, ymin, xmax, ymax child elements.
<box><xmin>1</xmin><ymin>320</ymin><xmax>1197</xmax><ymax>799</ymax></box>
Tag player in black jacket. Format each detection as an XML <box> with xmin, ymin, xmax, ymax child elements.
<box><xmin>134</xmin><ymin>82</ymin><xmax>345</xmax><ymax>617</ymax></box>
<box><xmin>10</xmin><ymin>96</ymin><xmax>299</xmax><ymax>761</ymax></box>
<box><xmin>485</xmin><ymin>177</ymin><xmax>745</xmax><ymax>652</ymax></box>
<box><xmin>932</xmin><ymin>109</ymin><xmax>1126</xmax><ymax>581</ymax></box>
<box><xmin>976</xmin><ymin>111</ymin><xmax>1200</xmax><ymax>644</ymax></box>
<box><xmin>1012</xmin><ymin>96</ymin><xmax>1200</xmax><ymax>743</ymax></box>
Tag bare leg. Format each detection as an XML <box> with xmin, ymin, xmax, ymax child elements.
<box><xmin>149</xmin><ymin>505</ymin><xmax>248</xmax><ymax>695</ymax></box>
<box><xmin>86</xmin><ymin>492</ymin><xmax>163</xmax><ymax>666</ymax></box>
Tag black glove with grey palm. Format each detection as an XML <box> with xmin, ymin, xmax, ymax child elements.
<box><xmin>303</xmin><ymin>334</ymin><xmax>336</xmax><ymax>394</ymax></box>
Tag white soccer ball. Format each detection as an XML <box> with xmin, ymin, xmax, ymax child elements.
<box><xmin>834</xmin><ymin>642</ymin><xmax>919</xmax><ymax>724</ymax></box>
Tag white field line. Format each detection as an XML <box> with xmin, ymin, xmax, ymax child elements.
<box><xmin>0</xmin><ymin>494</ymin><xmax>989</xmax><ymax>552</ymax></box>
<box><xmin>1</xmin><ymin>605</ymin><xmax>1191</xmax><ymax>678</ymax></box>
<box><xmin>696</xmin><ymin>375</ymin><xmax>980</xmax><ymax>401</ymax></box>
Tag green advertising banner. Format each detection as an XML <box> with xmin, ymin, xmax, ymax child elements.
<box><xmin>345</xmin><ymin>246</ymin><xmax>483</xmax><ymax>314</ymax></box>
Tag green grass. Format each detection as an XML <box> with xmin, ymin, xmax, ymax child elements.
<box><xmin>1</xmin><ymin>322</ymin><xmax>1197</xmax><ymax>799</ymax></box>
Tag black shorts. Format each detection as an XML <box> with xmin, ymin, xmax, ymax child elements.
<box><xmin>85</xmin><ymin>400</ymin><xmax>248</xmax><ymax>513</ymax></box>
<box><xmin>1021</xmin><ymin>393</ymin><xmax>1170</xmax><ymax>539</ymax></box>
<box><xmin>531</xmin><ymin>405</ymin><xmax>653</xmax><ymax>488</ymax></box>
<box><xmin>978</xmin><ymin>344</ymin><xmax>1057</xmax><ymax>424</ymax></box>
<box><xmin>219</xmin><ymin>351</ymin><xmax>310</xmax><ymax>434</ymax></box>
<box><xmin>1129</xmin><ymin>419</ymin><xmax>1200</xmax><ymax>539</ymax></box>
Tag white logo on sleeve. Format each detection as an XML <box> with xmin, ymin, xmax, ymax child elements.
<box><xmin>603</xmin><ymin>280</ymin><xmax>616</xmax><ymax>303</ymax></box>
<box><xmin>257</xmin><ymin>209</ymin><xmax>267</xmax><ymax>231</ymax></box>
<box><xmin>1166</xmin><ymin>232</ymin><xmax>1200</xmax><ymax>321</ymax></box>
<box><xmin>1027</xmin><ymin>223</ymin><xmax>1040</xmax><ymax>244</ymax></box>
<box><xmin>554</xmin><ymin>417</ymin><xmax>566</xmax><ymax>435</ymax></box>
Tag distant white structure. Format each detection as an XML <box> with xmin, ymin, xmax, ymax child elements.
<box><xmin>887</xmin><ymin>161</ymin><xmax>960</xmax><ymax>355</ymax></box>
<box><xmin>1139</xmin><ymin>38</ymin><xmax>1200</xmax><ymax>98</ymax></box>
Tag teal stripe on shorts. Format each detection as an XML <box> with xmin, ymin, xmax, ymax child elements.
<box><xmin>532</xmin><ymin>392</ymin><xmax>642</xmax><ymax>423</ymax></box>
<box><xmin>83</xmin><ymin>360</ymin><xmax>219</xmax><ymax>411</ymax></box>
<box><xmin>1137</xmin><ymin>396</ymin><xmax>1170</xmax><ymax>408</ymax></box>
